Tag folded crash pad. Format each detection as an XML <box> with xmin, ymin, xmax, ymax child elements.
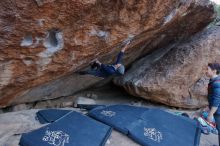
<box><xmin>89</xmin><ymin>104</ymin><xmax>148</xmax><ymax>134</ymax></box>
<box><xmin>36</xmin><ymin>109</ymin><xmax>72</xmax><ymax>124</ymax></box>
<box><xmin>20</xmin><ymin>111</ymin><xmax>112</xmax><ymax>146</ymax></box>
<box><xmin>88</xmin><ymin>105</ymin><xmax>201</xmax><ymax>146</ymax></box>
<box><xmin>127</xmin><ymin>109</ymin><xmax>201</xmax><ymax>146</ymax></box>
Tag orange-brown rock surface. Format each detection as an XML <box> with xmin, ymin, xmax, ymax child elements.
<box><xmin>114</xmin><ymin>26</ymin><xmax>220</xmax><ymax>108</ymax></box>
<box><xmin>0</xmin><ymin>0</ymin><xmax>215</xmax><ymax>107</ymax></box>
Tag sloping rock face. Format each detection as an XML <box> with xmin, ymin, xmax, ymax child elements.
<box><xmin>0</xmin><ymin>0</ymin><xmax>215</xmax><ymax>107</ymax></box>
<box><xmin>114</xmin><ymin>26</ymin><xmax>220</xmax><ymax>108</ymax></box>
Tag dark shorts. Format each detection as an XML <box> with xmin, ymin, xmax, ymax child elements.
<box><xmin>214</xmin><ymin>114</ymin><xmax>220</xmax><ymax>145</ymax></box>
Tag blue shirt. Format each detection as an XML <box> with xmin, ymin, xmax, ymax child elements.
<box><xmin>208</xmin><ymin>76</ymin><xmax>220</xmax><ymax>115</ymax></box>
<box><xmin>98</xmin><ymin>51</ymin><xmax>124</xmax><ymax>77</ymax></box>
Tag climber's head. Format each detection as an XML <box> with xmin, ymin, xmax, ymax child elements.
<box><xmin>115</xmin><ymin>64</ymin><xmax>125</xmax><ymax>75</ymax></box>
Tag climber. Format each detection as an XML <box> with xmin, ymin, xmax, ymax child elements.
<box><xmin>78</xmin><ymin>41</ymin><xmax>130</xmax><ymax>78</ymax></box>
<box><xmin>205</xmin><ymin>63</ymin><xmax>220</xmax><ymax>145</ymax></box>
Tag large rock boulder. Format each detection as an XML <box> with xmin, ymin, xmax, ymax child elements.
<box><xmin>0</xmin><ymin>0</ymin><xmax>215</xmax><ymax>107</ymax></box>
<box><xmin>114</xmin><ymin>26</ymin><xmax>220</xmax><ymax>108</ymax></box>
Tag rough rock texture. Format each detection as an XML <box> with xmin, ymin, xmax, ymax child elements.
<box><xmin>0</xmin><ymin>0</ymin><xmax>215</xmax><ymax>107</ymax></box>
<box><xmin>114</xmin><ymin>26</ymin><xmax>220</xmax><ymax>108</ymax></box>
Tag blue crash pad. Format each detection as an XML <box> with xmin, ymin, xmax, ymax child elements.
<box><xmin>127</xmin><ymin>109</ymin><xmax>200</xmax><ymax>146</ymax></box>
<box><xmin>89</xmin><ymin>104</ymin><xmax>148</xmax><ymax>134</ymax></box>
<box><xmin>20</xmin><ymin>111</ymin><xmax>112</xmax><ymax>146</ymax></box>
<box><xmin>36</xmin><ymin>109</ymin><xmax>72</xmax><ymax>124</ymax></box>
<box><xmin>88</xmin><ymin>105</ymin><xmax>201</xmax><ymax>146</ymax></box>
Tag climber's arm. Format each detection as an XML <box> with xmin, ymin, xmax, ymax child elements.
<box><xmin>121</xmin><ymin>41</ymin><xmax>130</xmax><ymax>53</ymax></box>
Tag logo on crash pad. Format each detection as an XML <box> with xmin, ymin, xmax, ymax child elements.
<box><xmin>101</xmin><ymin>110</ymin><xmax>116</xmax><ymax>117</ymax></box>
<box><xmin>42</xmin><ymin>129</ymin><xmax>69</xmax><ymax>146</ymax></box>
<box><xmin>144</xmin><ymin>128</ymin><xmax>163</xmax><ymax>143</ymax></box>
